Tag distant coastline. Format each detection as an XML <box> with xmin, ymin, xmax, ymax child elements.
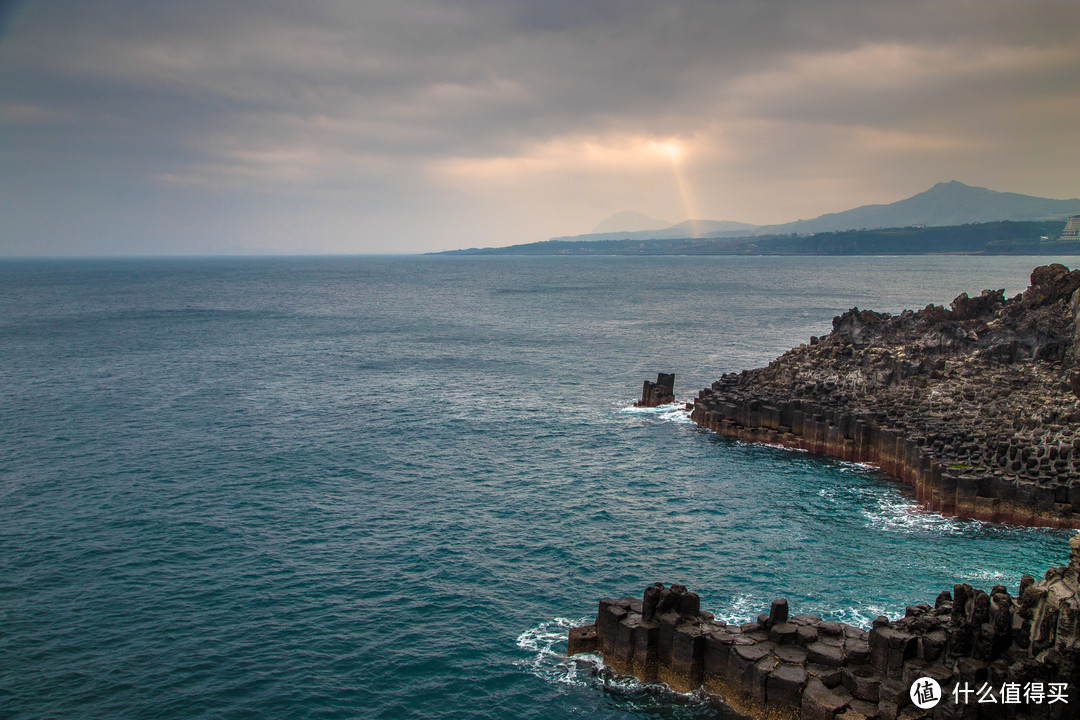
<box><xmin>438</xmin><ymin>219</ymin><xmax>1075</xmax><ymax>256</ymax></box>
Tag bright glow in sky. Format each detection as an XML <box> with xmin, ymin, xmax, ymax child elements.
<box><xmin>649</xmin><ymin>140</ymin><xmax>684</xmax><ymax>163</ymax></box>
<box><xmin>1</xmin><ymin>0</ymin><xmax>1079</xmax><ymax>255</ymax></box>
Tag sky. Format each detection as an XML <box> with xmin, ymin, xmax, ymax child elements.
<box><xmin>2</xmin><ymin>0</ymin><xmax>1079</xmax><ymax>256</ymax></box>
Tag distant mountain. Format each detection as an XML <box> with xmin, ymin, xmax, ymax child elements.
<box><xmin>759</xmin><ymin>181</ymin><xmax>1080</xmax><ymax>235</ymax></box>
<box><xmin>553</xmin><ymin>181</ymin><xmax>1080</xmax><ymax>243</ymax></box>
<box><xmin>553</xmin><ymin>218</ymin><xmax>759</xmax><ymax>243</ymax></box>
<box><xmin>665</xmin><ymin>219</ymin><xmax>762</xmax><ymax>236</ymax></box>
<box><xmin>591</xmin><ymin>211</ymin><xmax>671</xmax><ymax>233</ymax></box>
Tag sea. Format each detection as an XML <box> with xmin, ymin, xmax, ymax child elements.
<box><xmin>2</xmin><ymin>254</ymin><xmax>1078</xmax><ymax>720</ymax></box>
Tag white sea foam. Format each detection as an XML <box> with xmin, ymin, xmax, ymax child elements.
<box><xmin>830</xmin><ymin>604</ymin><xmax>896</xmax><ymax>628</ymax></box>
<box><xmin>710</xmin><ymin>595</ymin><xmax>892</xmax><ymax>630</ymax></box>
<box><xmin>817</xmin><ymin>482</ymin><xmax>977</xmax><ymax>536</ymax></box>
<box><xmin>516</xmin><ymin>618</ymin><xmax>720</xmax><ymax>717</ymax></box>
<box><xmin>515</xmin><ymin>617</ymin><xmax>600</xmax><ymax>688</ymax></box>
<box><xmin>514</xmin><ymin>617</ymin><xmax>708</xmax><ymax>699</ymax></box>
<box><xmin>941</xmin><ymin>566</ymin><xmax>1013</xmax><ymax>587</ymax></box>
<box><xmin>763</xmin><ymin>442</ymin><xmax>810</xmax><ymax>453</ymax></box>
<box><xmin>861</xmin><ymin>493</ymin><xmax>977</xmax><ymax>536</ymax></box>
<box><xmin>619</xmin><ymin>402</ymin><xmax>694</xmax><ymax>425</ymax></box>
<box><xmin>706</xmin><ymin>594</ymin><xmax>769</xmax><ymax>625</ymax></box>
<box><xmin>838</xmin><ymin>460</ymin><xmax>880</xmax><ymax>472</ymax></box>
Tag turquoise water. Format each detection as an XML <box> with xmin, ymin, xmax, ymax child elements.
<box><xmin>1</xmin><ymin>255</ymin><xmax>1076</xmax><ymax>719</ymax></box>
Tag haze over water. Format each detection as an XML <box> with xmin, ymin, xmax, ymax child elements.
<box><xmin>1</xmin><ymin>255</ymin><xmax>1076</xmax><ymax>719</ymax></box>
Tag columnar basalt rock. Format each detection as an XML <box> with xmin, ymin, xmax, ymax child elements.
<box><xmin>688</xmin><ymin>265</ymin><xmax>1080</xmax><ymax>529</ymax></box>
<box><xmin>636</xmin><ymin>373</ymin><xmax>676</xmax><ymax>408</ymax></box>
<box><xmin>569</xmin><ymin>536</ymin><xmax>1080</xmax><ymax>719</ymax></box>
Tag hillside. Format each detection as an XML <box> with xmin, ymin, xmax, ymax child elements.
<box><xmin>546</xmin><ymin>181</ymin><xmax>1080</xmax><ymax>245</ymax></box>
<box><xmin>440</xmin><ymin>220</ymin><xmax>1073</xmax><ymax>256</ymax></box>
<box><xmin>762</xmin><ymin>181</ymin><xmax>1080</xmax><ymax>235</ymax></box>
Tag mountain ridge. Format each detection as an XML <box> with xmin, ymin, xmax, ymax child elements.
<box><xmin>557</xmin><ymin>181</ymin><xmax>1080</xmax><ymax>243</ymax></box>
<box><xmin>760</xmin><ymin>180</ymin><xmax>1080</xmax><ymax>235</ymax></box>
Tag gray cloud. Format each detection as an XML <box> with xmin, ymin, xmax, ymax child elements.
<box><xmin>2</xmin><ymin>0</ymin><xmax>1079</xmax><ymax>254</ymax></box>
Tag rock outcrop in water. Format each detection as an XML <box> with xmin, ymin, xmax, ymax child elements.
<box><xmin>689</xmin><ymin>264</ymin><xmax>1080</xmax><ymax>529</ymax></box>
<box><xmin>569</xmin><ymin>537</ymin><xmax>1080</xmax><ymax>718</ymax></box>
<box><xmin>636</xmin><ymin>373</ymin><xmax>675</xmax><ymax>408</ymax></box>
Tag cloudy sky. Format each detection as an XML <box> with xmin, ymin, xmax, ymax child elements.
<box><xmin>2</xmin><ymin>0</ymin><xmax>1079</xmax><ymax>255</ymax></box>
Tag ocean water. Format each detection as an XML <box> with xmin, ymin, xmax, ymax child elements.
<box><xmin>1</xmin><ymin>254</ymin><xmax>1077</xmax><ymax>720</ymax></box>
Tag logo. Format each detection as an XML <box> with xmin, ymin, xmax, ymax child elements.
<box><xmin>951</xmin><ymin>680</ymin><xmax>1069</xmax><ymax>705</ymax></box>
<box><xmin>911</xmin><ymin>677</ymin><xmax>942</xmax><ymax>709</ymax></box>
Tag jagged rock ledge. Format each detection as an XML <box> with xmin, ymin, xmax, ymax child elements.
<box><xmin>636</xmin><ymin>373</ymin><xmax>676</xmax><ymax>408</ymax></box>
<box><xmin>568</xmin><ymin>536</ymin><xmax>1080</xmax><ymax>718</ymax></box>
<box><xmin>690</xmin><ymin>264</ymin><xmax>1080</xmax><ymax>529</ymax></box>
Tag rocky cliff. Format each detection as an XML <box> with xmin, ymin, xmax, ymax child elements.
<box><xmin>569</xmin><ymin>536</ymin><xmax>1080</xmax><ymax>718</ymax></box>
<box><xmin>690</xmin><ymin>264</ymin><xmax>1080</xmax><ymax>528</ymax></box>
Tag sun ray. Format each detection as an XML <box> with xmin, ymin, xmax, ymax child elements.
<box><xmin>650</xmin><ymin>139</ymin><xmax>702</xmax><ymax>234</ymax></box>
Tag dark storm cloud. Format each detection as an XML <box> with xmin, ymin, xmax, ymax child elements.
<box><xmin>0</xmin><ymin>1</ymin><xmax>927</xmax><ymax>160</ymax></box>
<box><xmin>1</xmin><ymin>0</ymin><xmax>1078</xmax><ymax>253</ymax></box>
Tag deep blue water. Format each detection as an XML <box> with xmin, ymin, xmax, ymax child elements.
<box><xmin>1</xmin><ymin>255</ymin><xmax>1077</xmax><ymax>720</ymax></box>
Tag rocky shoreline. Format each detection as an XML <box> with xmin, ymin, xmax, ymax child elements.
<box><xmin>690</xmin><ymin>264</ymin><xmax>1080</xmax><ymax>529</ymax></box>
<box><xmin>568</xmin><ymin>537</ymin><xmax>1080</xmax><ymax>719</ymax></box>
<box><xmin>568</xmin><ymin>265</ymin><xmax>1080</xmax><ymax>718</ymax></box>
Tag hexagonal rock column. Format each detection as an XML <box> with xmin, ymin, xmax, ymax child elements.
<box><xmin>635</xmin><ymin>373</ymin><xmax>675</xmax><ymax>407</ymax></box>
<box><xmin>568</xmin><ymin>543</ymin><xmax>1080</xmax><ymax>719</ymax></box>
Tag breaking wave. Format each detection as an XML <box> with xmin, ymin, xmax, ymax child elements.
<box><xmin>619</xmin><ymin>402</ymin><xmax>694</xmax><ymax>425</ymax></box>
